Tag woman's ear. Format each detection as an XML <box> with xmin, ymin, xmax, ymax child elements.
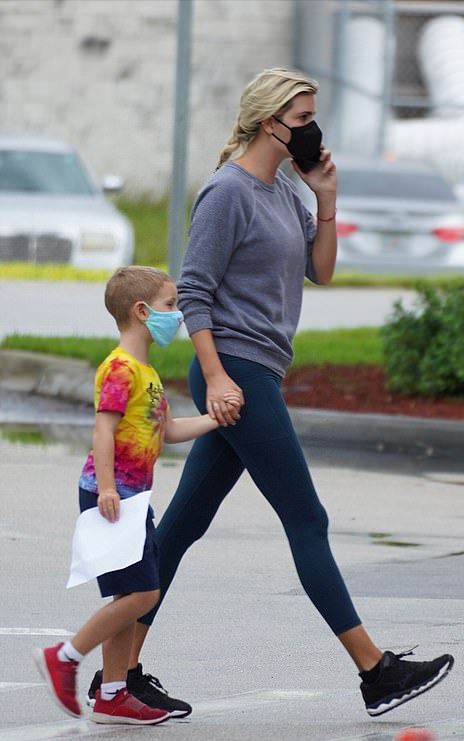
<box><xmin>261</xmin><ymin>116</ymin><xmax>275</xmax><ymax>135</ymax></box>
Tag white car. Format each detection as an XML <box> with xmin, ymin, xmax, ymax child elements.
<box><xmin>295</xmin><ymin>157</ymin><xmax>464</xmax><ymax>274</ymax></box>
<box><xmin>0</xmin><ymin>133</ymin><xmax>134</xmax><ymax>269</ymax></box>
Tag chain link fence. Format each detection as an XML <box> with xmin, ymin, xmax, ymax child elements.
<box><xmin>393</xmin><ymin>1</ymin><xmax>464</xmax><ymax>119</ymax></box>
<box><xmin>294</xmin><ymin>0</ymin><xmax>464</xmax><ymax>184</ymax></box>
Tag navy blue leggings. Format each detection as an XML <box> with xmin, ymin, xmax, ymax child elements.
<box><xmin>140</xmin><ymin>354</ymin><xmax>361</xmax><ymax>635</ymax></box>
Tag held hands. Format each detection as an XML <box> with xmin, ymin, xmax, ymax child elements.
<box><xmin>97</xmin><ymin>488</ymin><xmax>121</xmax><ymax>522</ymax></box>
<box><xmin>292</xmin><ymin>146</ymin><xmax>337</xmax><ymax>197</ymax></box>
<box><xmin>206</xmin><ymin>373</ymin><xmax>244</xmax><ymax>427</ymax></box>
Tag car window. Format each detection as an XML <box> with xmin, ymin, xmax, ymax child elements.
<box><xmin>0</xmin><ymin>150</ymin><xmax>96</xmax><ymax>195</ymax></box>
<box><xmin>338</xmin><ymin>169</ymin><xmax>457</xmax><ymax>202</ymax></box>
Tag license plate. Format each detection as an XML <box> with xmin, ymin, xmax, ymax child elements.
<box><xmin>383</xmin><ymin>233</ymin><xmax>405</xmax><ymax>249</ymax></box>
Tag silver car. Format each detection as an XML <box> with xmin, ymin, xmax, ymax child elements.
<box><xmin>296</xmin><ymin>157</ymin><xmax>464</xmax><ymax>274</ymax></box>
<box><xmin>0</xmin><ymin>133</ymin><xmax>134</xmax><ymax>268</ymax></box>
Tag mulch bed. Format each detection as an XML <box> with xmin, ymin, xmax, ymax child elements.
<box><xmin>282</xmin><ymin>365</ymin><xmax>464</xmax><ymax>420</ymax></box>
<box><xmin>167</xmin><ymin>365</ymin><xmax>464</xmax><ymax>420</ymax></box>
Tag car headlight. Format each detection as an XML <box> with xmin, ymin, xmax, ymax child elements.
<box><xmin>80</xmin><ymin>233</ymin><xmax>117</xmax><ymax>252</ymax></box>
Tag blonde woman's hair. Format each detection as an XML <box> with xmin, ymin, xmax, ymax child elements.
<box><xmin>217</xmin><ymin>67</ymin><xmax>319</xmax><ymax>169</ymax></box>
<box><xmin>105</xmin><ymin>265</ymin><xmax>172</xmax><ymax>328</ymax></box>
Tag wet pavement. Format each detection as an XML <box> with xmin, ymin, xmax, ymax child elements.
<box><xmin>0</xmin><ymin>426</ymin><xmax>463</xmax><ymax>741</ymax></box>
<box><xmin>2</xmin><ymin>387</ymin><xmax>464</xmax><ymax>479</ymax></box>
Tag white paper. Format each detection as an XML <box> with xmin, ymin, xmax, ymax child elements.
<box><xmin>66</xmin><ymin>490</ymin><xmax>151</xmax><ymax>588</ymax></box>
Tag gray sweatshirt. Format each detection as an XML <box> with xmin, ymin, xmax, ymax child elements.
<box><xmin>177</xmin><ymin>162</ymin><xmax>318</xmax><ymax>377</ymax></box>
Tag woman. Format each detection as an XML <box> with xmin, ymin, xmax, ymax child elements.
<box><xmin>88</xmin><ymin>67</ymin><xmax>453</xmax><ymax>717</ymax></box>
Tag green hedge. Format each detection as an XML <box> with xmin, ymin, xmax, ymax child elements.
<box><xmin>381</xmin><ymin>283</ymin><xmax>464</xmax><ymax>396</ymax></box>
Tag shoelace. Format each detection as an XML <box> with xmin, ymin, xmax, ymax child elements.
<box><xmin>394</xmin><ymin>645</ymin><xmax>419</xmax><ymax>660</ymax></box>
<box><xmin>143</xmin><ymin>673</ymin><xmax>169</xmax><ymax>695</ymax></box>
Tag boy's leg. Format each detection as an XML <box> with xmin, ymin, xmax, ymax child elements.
<box><xmin>34</xmin><ymin>590</ymin><xmax>159</xmax><ymax>720</ymax></box>
<box><xmin>102</xmin><ymin>620</ymin><xmax>135</xmax><ymax>684</ymax></box>
<box><xmin>72</xmin><ymin>590</ymin><xmax>159</xmax><ymax>656</ymax></box>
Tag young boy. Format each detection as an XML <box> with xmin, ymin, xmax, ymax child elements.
<box><xmin>33</xmin><ymin>266</ymin><xmax>239</xmax><ymax>725</ymax></box>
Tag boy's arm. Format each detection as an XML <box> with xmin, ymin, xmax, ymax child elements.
<box><xmin>164</xmin><ymin>398</ymin><xmax>240</xmax><ymax>444</ymax></box>
<box><xmin>93</xmin><ymin>410</ymin><xmax>122</xmax><ymax>522</ymax></box>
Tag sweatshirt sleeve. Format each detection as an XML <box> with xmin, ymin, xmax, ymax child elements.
<box><xmin>177</xmin><ymin>173</ymin><xmax>253</xmax><ymax>335</ymax></box>
<box><xmin>279</xmin><ymin>171</ymin><xmax>318</xmax><ymax>283</ymax></box>
<box><xmin>301</xmin><ymin>205</ymin><xmax>318</xmax><ymax>283</ymax></box>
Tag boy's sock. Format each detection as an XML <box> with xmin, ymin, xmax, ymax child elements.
<box><xmin>57</xmin><ymin>641</ymin><xmax>84</xmax><ymax>663</ymax></box>
<box><xmin>100</xmin><ymin>681</ymin><xmax>126</xmax><ymax>701</ymax></box>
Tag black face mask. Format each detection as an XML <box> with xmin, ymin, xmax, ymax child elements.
<box><xmin>272</xmin><ymin>116</ymin><xmax>322</xmax><ymax>173</ymax></box>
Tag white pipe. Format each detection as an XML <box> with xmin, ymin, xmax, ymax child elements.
<box><xmin>337</xmin><ymin>17</ymin><xmax>386</xmax><ymax>155</ymax></box>
<box><xmin>386</xmin><ymin>16</ymin><xmax>464</xmax><ymax>185</ymax></box>
<box><xmin>418</xmin><ymin>15</ymin><xmax>464</xmax><ymax>116</ymax></box>
<box><xmin>387</xmin><ymin>116</ymin><xmax>464</xmax><ymax>184</ymax></box>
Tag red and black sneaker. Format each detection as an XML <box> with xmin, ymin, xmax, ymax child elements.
<box><xmin>91</xmin><ymin>688</ymin><xmax>170</xmax><ymax>725</ymax></box>
<box><xmin>86</xmin><ymin>664</ymin><xmax>192</xmax><ymax>717</ymax></box>
<box><xmin>32</xmin><ymin>643</ymin><xmax>80</xmax><ymax>718</ymax></box>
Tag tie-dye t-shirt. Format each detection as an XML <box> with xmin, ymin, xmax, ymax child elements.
<box><xmin>79</xmin><ymin>347</ymin><xmax>168</xmax><ymax>498</ymax></box>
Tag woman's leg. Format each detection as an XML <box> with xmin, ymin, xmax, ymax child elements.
<box><xmin>211</xmin><ymin>359</ymin><xmax>362</xmax><ymax>635</ymax></box>
<box><xmin>137</xmin><ymin>357</ymin><xmax>245</xmax><ymax>628</ymax></box>
<box><xmin>133</xmin><ymin>356</ymin><xmax>454</xmax><ymax>708</ymax></box>
<box><xmin>211</xmin><ymin>360</ymin><xmax>382</xmax><ymax>668</ymax></box>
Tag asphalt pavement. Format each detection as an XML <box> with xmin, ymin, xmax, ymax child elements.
<box><xmin>0</xmin><ymin>279</ymin><xmax>419</xmax><ymax>339</ymax></box>
<box><xmin>1</xmin><ymin>280</ymin><xmax>464</xmax><ymax>740</ymax></box>
<box><xmin>1</xmin><ymin>434</ymin><xmax>463</xmax><ymax>741</ymax></box>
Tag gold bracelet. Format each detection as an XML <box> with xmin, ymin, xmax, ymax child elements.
<box><xmin>317</xmin><ymin>209</ymin><xmax>337</xmax><ymax>222</ymax></box>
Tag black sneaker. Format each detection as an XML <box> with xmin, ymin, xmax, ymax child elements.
<box><xmin>86</xmin><ymin>665</ymin><xmax>192</xmax><ymax>718</ymax></box>
<box><xmin>360</xmin><ymin>648</ymin><xmax>454</xmax><ymax>717</ymax></box>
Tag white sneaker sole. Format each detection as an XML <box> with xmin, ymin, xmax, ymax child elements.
<box><xmin>32</xmin><ymin>648</ymin><xmax>81</xmax><ymax>719</ymax></box>
<box><xmin>87</xmin><ymin>694</ymin><xmax>191</xmax><ymax>717</ymax></box>
<box><xmin>367</xmin><ymin>657</ymin><xmax>454</xmax><ymax>716</ymax></box>
<box><xmin>91</xmin><ymin>711</ymin><xmax>169</xmax><ymax>725</ymax></box>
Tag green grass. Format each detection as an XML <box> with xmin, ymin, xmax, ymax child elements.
<box><xmin>0</xmin><ymin>263</ymin><xmax>113</xmax><ymax>282</ymax></box>
<box><xmin>1</xmin><ymin>334</ymin><xmax>195</xmax><ymax>379</ymax></box>
<box><xmin>0</xmin><ymin>327</ymin><xmax>382</xmax><ymax>378</ymax></box>
<box><xmin>1</xmin><ymin>428</ymin><xmax>50</xmax><ymax>446</ymax></box>
<box><xmin>116</xmin><ymin>198</ymin><xmax>173</xmax><ymax>267</ymax></box>
<box><xmin>292</xmin><ymin>327</ymin><xmax>382</xmax><ymax>366</ymax></box>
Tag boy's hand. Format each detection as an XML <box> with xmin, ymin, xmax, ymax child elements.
<box><xmin>223</xmin><ymin>391</ymin><xmax>242</xmax><ymax>415</ymax></box>
<box><xmin>97</xmin><ymin>488</ymin><xmax>121</xmax><ymax>522</ymax></box>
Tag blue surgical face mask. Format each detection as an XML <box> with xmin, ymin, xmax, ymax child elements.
<box><xmin>143</xmin><ymin>302</ymin><xmax>184</xmax><ymax>347</ymax></box>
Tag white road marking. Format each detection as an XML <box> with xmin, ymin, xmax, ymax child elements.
<box><xmin>0</xmin><ymin>720</ymin><xmax>107</xmax><ymax>741</ymax></box>
<box><xmin>190</xmin><ymin>687</ymin><xmax>323</xmax><ymax>716</ymax></box>
<box><xmin>328</xmin><ymin>717</ymin><xmax>464</xmax><ymax>741</ymax></box>
<box><xmin>0</xmin><ymin>683</ymin><xmax>41</xmax><ymax>691</ymax></box>
<box><xmin>0</xmin><ymin>689</ymin><xmax>323</xmax><ymax>740</ymax></box>
<box><xmin>0</xmin><ymin>628</ymin><xmax>73</xmax><ymax>636</ymax></box>
<box><xmin>1</xmin><ymin>689</ymin><xmax>463</xmax><ymax>741</ymax></box>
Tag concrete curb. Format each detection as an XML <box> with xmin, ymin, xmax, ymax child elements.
<box><xmin>0</xmin><ymin>348</ymin><xmax>94</xmax><ymax>403</ymax></box>
<box><xmin>1</xmin><ymin>349</ymin><xmax>463</xmax><ymax>462</ymax></box>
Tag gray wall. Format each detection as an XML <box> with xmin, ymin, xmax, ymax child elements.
<box><xmin>0</xmin><ymin>0</ymin><xmax>293</xmax><ymax>198</ymax></box>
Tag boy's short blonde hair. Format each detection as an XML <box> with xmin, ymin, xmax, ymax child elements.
<box><xmin>105</xmin><ymin>266</ymin><xmax>173</xmax><ymax>328</ymax></box>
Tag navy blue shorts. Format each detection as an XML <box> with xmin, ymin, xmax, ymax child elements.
<box><xmin>79</xmin><ymin>488</ymin><xmax>160</xmax><ymax>598</ymax></box>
